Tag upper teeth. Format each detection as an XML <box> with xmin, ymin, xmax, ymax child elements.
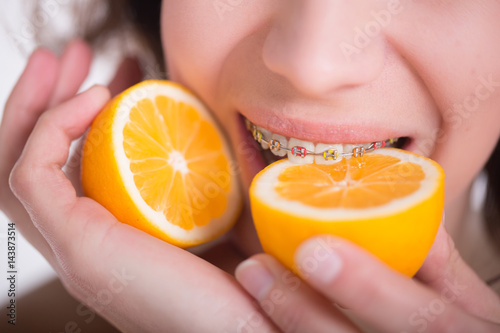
<box><xmin>245</xmin><ymin>118</ymin><xmax>398</xmax><ymax>165</ymax></box>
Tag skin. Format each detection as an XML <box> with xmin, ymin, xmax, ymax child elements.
<box><xmin>162</xmin><ymin>0</ymin><xmax>500</xmax><ymax>254</ymax></box>
<box><xmin>1</xmin><ymin>0</ymin><xmax>500</xmax><ymax>332</ymax></box>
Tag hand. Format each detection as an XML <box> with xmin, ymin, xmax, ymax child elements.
<box><xmin>0</xmin><ymin>41</ymin><xmax>277</xmax><ymax>332</ymax></box>
<box><xmin>235</xmin><ymin>224</ymin><xmax>500</xmax><ymax>332</ymax></box>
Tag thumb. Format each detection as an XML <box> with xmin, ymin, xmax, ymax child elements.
<box><xmin>416</xmin><ymin>220</ymin><xmax>500</xmax><ymax>323</ymax></box>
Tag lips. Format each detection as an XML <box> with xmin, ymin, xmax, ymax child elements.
<box><xmin>242</xmin><ymin>115</ymin><xmax>409</xmax><ymax>165</ymax></box>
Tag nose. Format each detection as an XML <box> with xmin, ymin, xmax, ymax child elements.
<box><xmin>262</xmin><ymin>0</ymin><xmax>386</xmax><ymax>97</ymax></box>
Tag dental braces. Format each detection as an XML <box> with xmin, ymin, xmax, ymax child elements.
<box><xmin>245</xmin><ymin>119</ymin><xmax>398</xmax><ymax>160</ymax></box>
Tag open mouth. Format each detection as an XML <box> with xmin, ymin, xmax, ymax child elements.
<box><xmin>241</xmin><ymin>115</ymin><xmax>410</xmax><ymax>166</ymax></box>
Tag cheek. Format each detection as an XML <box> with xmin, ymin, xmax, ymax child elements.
<box><xmin>387</xmin><ymin>1</ymin><xmax>500</xmax><ymax>203</ymax></box>
<box><xmin>435</xmin><ymin>82</ymin><xmax>500</xmax><ymax>205</ymax></box>
<box><xmin>161</xmin><ymin>1</ymin><xmax>271</xmax><ymax>111</ymax></box>
<box><xmin>161</xmin><ymin>1</ymin><xmax>226</xmax><ymax>100</ymax></box>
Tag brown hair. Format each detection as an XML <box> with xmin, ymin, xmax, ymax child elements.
<box><xmin>34</xmin><ymin>0</ymin><xmax>164</xmax><ymax>73</ymax></box>
<box><xmin>35</xmin><ymin>0</ymin><xmax>500</xmax><ymax>245</ymax></box>
<box><xmin>485</xmin><ymin>139</ymin><xmax>500</xmax><ymax>249</ymax></box>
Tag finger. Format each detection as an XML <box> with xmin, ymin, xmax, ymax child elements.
<box><xmin>108</xmin><ymin>57</ymin><xmax>142</xmax><ymax>97</ymax></box>
<box><xmin>416</xmin><ymin>224</ymin><xmax>500</xmax><ymax>323</ymax></box>
<box><xmin>236</xmin><ymin>254</ymin><xmax>360</xmax><ymax>333</ymax></box>
<box><xmin>10</xmin><ymin>85</ymin><xmax>111</xmax><ymax>241</ymax></box>
<box><xmin>0</xmin><ymin>48</ymin><xmax>60</xmax><ymax>261</ymax></box>
<box><xmin>47</xmin><ymin>39</ymin><xmax>93</xmax><ymax>108</ymax></box>
<box><xmin>0</xmin><ymin>48</ymin><xmax>59</xmax><ymax>179</ymax></box>
<box><xmin>294</xmin><ymin>236</ymin><xmax>495</xmax><ymax>333</ymax></box>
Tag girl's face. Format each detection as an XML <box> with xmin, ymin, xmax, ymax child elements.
<box><xmin>161</xmin><ymin>1</ymin><xmax>500</xmax><ymax>252</ymax></box>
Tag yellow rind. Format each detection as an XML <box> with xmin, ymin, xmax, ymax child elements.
<box><xmin>250</xmin><ymin>152</ymin><xmax>445</xmax><ymax>277</ymax></box>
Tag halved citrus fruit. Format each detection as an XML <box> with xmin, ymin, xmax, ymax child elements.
<box><xmin>82</xmin><ymin>80</ymin><xmax>241</xmax><ymax>247</ymax></box>
<box><xmin>250</xmin><ymin>148</ymin><xmax>444</xmax><ymax>276</ymax></box>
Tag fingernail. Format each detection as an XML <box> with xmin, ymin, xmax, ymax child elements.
<box><xmin>235</xmin><ymin>259</ymin><xmax>274</xmax><ymax>300</ymax></box>
<box><xmin>295</xmin><ymin>238</ymin><xmax>343</xmax><ymax>285</ymax></box>
<box><xmin>87</xmin><ymin>85</ymin><xmax>111</xmax><ymax>101</ymax></box>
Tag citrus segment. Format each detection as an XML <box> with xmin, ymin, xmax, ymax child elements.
<box><xmin>275</xmin><ymin>157</ymin><xmax>425</xmax><ymax>209</ymax></box>
<box><xmin>250</xmin><ymin>148</ymin><xmax>444</xmax><ymax>276</ymax></box>
<box><xmin>82</xmin><ymin>80</ymin><xmax>241</xmax><ymax>247</ymax></box>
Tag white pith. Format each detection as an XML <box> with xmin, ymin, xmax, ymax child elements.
<box><xmin>113</xmin><ymin>82</ymin><xmax>241</xmax><ymax>245</ymax></box>
<box><xmin>168</xmin><ymin>150</ymin><xmax>189</xmax><ymax>175</ymax></box>
<box><xmin>252</xmin><ymin>149</ymin><xmax>442</xmax><ymax>220</ymax></box>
